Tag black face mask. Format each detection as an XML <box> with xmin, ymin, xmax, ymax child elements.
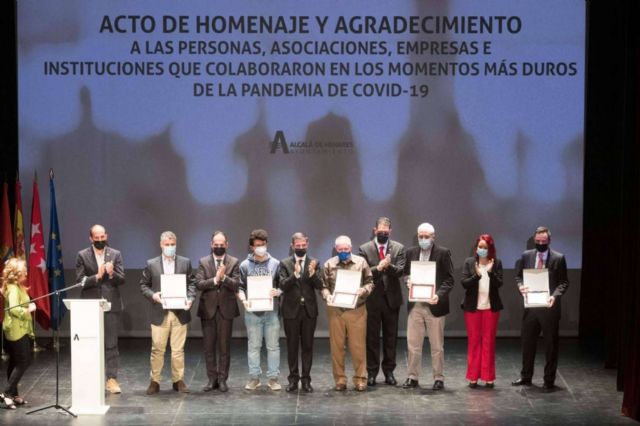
<box><xmin>212</xmin><ymin>247</ymin><xmax>226</xmax><ymax>256</ymax></box>
<box><xmin>93</xmin><ymin>240</ymin><xmax>107</xmax><ymax>250</ymax></box>
<box><xmin>376</xmin><ymin>233</ymin><xmax>389</xmax><ymax>244</ymax></box>
<box><xmin>535</xmin><ymin>243</ymin><xmax>549</xmax><ymax>253</ymax></box>
<box><xmin>294</xmin><ymin>248</ymin><xmax>307</xmax><ymax>258</ymax></box>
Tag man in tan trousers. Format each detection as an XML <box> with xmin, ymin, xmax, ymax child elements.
<box><xmin>321</xmin><ymin>235</ymin><xmax>374</xmax><ymax>392</ymax></box>
<box><xmin>140</xmin><ymin>231</ymin><xmax>197</xmax><ymax>394</ymax></box>
<box><xmin>402</xmin><ymin>223</ymin><xmax>454</xmax><ymax>391</ymax></box>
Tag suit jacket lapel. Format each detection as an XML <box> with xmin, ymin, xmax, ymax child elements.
<box><xmin>368</xmin><ymin>241</ymin><xmax>380</xmax><ymax>263</ymax></box>
<box><xmin>87</xmin><ymin>247</ymin><xmax>99</xmax><ymax>273</ymax></box>
<box><xmin>104</xmin><ymin>247</ymin><xmax>112</xmax><ymax>266</ymax></box>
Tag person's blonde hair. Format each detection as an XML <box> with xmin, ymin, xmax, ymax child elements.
<box><xmin>1</xmin><ymin>257</ymin><xmax>28</xmax><ymax>296</ymax></box>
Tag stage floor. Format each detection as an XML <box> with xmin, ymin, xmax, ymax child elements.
<box><xmin>0</xmin><ymin>338</ymin><xmax>633</xmax><ymax>425</ymax></box>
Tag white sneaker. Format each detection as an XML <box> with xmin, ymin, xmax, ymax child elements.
<box><xmin>268</xmin><ymin>378</ymin><xmax>282</xmax><ymax>391</ymax></box>
<box><xmin>245</xmin><ymin>378</ymin><xmax>261</xmax><ymax>390</ymax></box>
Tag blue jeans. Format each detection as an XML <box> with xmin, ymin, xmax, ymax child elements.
<box><xmin>245</xmin><ymin>310</ymin><xmax>281</xmax><ymax>379</ymax></box>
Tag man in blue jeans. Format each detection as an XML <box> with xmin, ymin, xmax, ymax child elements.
<box><xmin>238</xmin><ymin>229</ymin><xmax>282</xmax><ymax>390</ymax></box>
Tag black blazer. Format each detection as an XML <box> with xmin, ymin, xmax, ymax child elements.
<box><xmin>278</xmin><ymin>256</ymin><xmax>323</xmax><ymax>320</ymax></box>
<box><xmin>460</xmin><ymin>257</ymin><xmax>504</xmax><ymax>312</ymax></box>
<box><xmin>515</xmin><ymin>248</ymin><xmax>569</xmax><ymax>314</ymax></box>
<box><xmin>139</xmin><ymin>255</ymin><xmax>197</xmax><ymax>326</ymax></box>
<box><xmin>196</xmin><ymin>254</ymin><xmax>241</xmax><ymax>320</ymax></box>
<box><xmin>404</xmin><ymin>244</ymin><xmax>454</xmax><ymax>317</ymax></box>
<box><xmin>358</xmin><ymin>239</ymin><xmax>406</xmax><ymax>311</ymax></box>
<box><xmin>76</xmin><ymin>246</ymin><xmax>125</xmax><ymax>312</ymax></box>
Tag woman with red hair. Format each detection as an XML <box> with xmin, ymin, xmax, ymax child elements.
<box><xmin>460</xmin><ymin>234</ymin><xmax>503</xmax><ymax>388</ymax></box>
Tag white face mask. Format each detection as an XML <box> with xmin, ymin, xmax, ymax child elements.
<box><xmin>254</xmin><ymin>246</ymin><xmax>267</xmax><ymax>257</ymax></box>
<box><xmin>163</xmin><ymin>245</ymin><xmax>176</xmax><ymax>258</ymax></box>
<box><xmin>418</xmin><ymin>238</ymin><xmax>433</xmax><ymax>250</ymax></box>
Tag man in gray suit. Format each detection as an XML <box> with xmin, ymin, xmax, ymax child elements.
<box><xmin>358</xmin><ymin>217</ymin><xmax>406</xmax><ymax>387</ymax></box>
<box><xmin>140</xmin><ymin>231</ymin><xmax>196</xmax><ymax>395</ymax></box>
<box><xmin>75</xmin><ymin>224</ymin><xmax>125</xmax><ymax>394</ymax></box>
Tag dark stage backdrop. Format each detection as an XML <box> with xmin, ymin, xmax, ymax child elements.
<box><xmin>17</xmin><ymin>0</ymin><xmax>585</xmax><ymax>336</ymax></box>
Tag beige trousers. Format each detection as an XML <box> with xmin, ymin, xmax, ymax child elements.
<box><xmin>406</xmin><ymin>303</ymin><xmax>445</xmax><ymax>381</ymax></box>
<box><xmin>327</xmin><ymin>305</ymin><xmax>368</xmax><ymax>386</ymax></box>
<box><xmin>150</xmin><ymin>311</ymin><xmax>187</xmax><ymax>383</ymax></box>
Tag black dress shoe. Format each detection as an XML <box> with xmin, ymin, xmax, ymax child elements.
<box><xmin>285</xmin><ymin>382</ymin><xmax>298</xmax><ymax>392</ymax></box>
<box><xmin>301</xmin><ymin>381</ymin><xmax>313</xmax><ymax>393</ymax></box>
<box><xmin>468</xmin><ymin>382</ymin><xmax>478</xmax><ymax>389</ymax></box>
<box><xmin>367</xmin><ymin>375</ymin><xmax>377</xmax><ymax>387</ymax></box>
<box><xmin>384</xmin><ymin>373</ymin><xmax>397</xmax><ymax>386</ymax></box>
<box><xmin>542</xmin><ymin>382</ymin><xmax>556</xmax><ymax>391</ymax></box>
<box><xmin>511</xmin><ymin>378</ymin><xmax>532</xmax><ymax>386</ymax></box>
<box><xmin>402</xmin><ymin>378</ymin><xmax>419</xmax><ymax>389</ymax></box>
<box><xmin>203</xmin><ymin>379</ymin><xmax>218</xmax><ymax>392</ymax></box>
<box><xmin>485</xmin><ymin>382</ymin><xmax>495</xmax><ymax>389</ymax></box>
<box><xmin>218</xmin><ymin>380</ymin><xmax>228</xmax><ymax>392</ymax></box>
<box><xmin>432</xmin><ymin>380</ymin><xmax>444</xmax><ymax>391</ymax></box>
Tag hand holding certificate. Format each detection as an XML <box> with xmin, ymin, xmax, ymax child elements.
<box><xmin>328</xmin><ymin>269</ymin><xmax>361</xmax><ymax>309</ymax></box>
<box><xmin>409</xmin><ymin>261</ymin><xmax>436</xmax><ymax>302</ymax></box>
<box><xmin>523</xmin><ymin>269</ymin><xmax>551</xmax><ymax>308</ymax></box>
<box><xmin>161</xmin><ymin>274</ymin><xmax>188</xmax><ymax>310</ymax></box>
<box><xmin>246</xmin><ymin>275</ymin><xmax>274</xmax><ymax>312</ymax></box>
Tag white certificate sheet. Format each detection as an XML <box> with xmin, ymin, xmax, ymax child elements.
<box><xmin>161</xmin><ymin>274</ymin><xmax>188</xmax><ymax>310</ymax></box>
<box><xmin>523</xmin><ymin>268</ymin><xmax>550</xmax><ymax>308</ymax></box>
<box><xmin>328</xmin><ymin>269</ymin><xmax>361</xmax><ymax>309</ymax></box>
<box><xmin>247</xmin><ymin>275</ymin><xmax>274</xmax><ymax>312</ymax></box>
<box><xmin>409</xmin><ymin>261</ymin><xmax>436</xmax><ymax>302</ymax></box>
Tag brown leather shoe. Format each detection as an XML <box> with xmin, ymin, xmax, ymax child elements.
<box><xmin>146</xmin><ymin>381</ymin><xmax>160</xmax><ymax>395</ymax></box>
<box><xmin>106</xmin><ymin>378</ymin><xmax>122</xmax><ymax>394</ymax></box>
<box><xmin>334</xmin><ymin>383</ymin><xmax>347</xmax><ymax>391</ymax></box>
<box><xmin>172</xmin><ymin>380</ymin><xmax>190</xmax><ymax>393</ymax></box>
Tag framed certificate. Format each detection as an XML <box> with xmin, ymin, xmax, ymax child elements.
<box><xmin>523</xmin><ymin>268</ymin><xmax>550</xmax><ymax>308</ymax></box>
<box><xmin>410</xmin><ymin>284</ymin><xmax>435</xmax><ymax>301</ymax></box>
<box><xmin>161</xmin><ymin>274</ymin><xmax>188</xmax><ymax>310</ymax></box>
<box><xmin>409</xmin><ymin>261</ymin><xmax>436</xmax><ymax>302</ymax></box>
<box><xmin>246</xmin><ymin>275</ymin><xmax>274</xmax><ymax>312</ymax></box>
<box><xmin>328</xmin><ymin>269</ymin><xmax>361</xmax><ymax>309</ymax></box>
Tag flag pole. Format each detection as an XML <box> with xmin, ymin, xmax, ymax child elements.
<box><xmin>32</xmin><ymin>316</ymin><xmax>45</xmax><ymax>352</ymax></box>
<box><xmin>1</xmin><ymin>329</ymin><xmax>8</xmax><ymax>362</ymax></box>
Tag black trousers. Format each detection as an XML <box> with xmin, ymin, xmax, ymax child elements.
<box><xmin>520</xmin><ymin>308</ymin><xmax>560</xmax><ymax>383</ymax></box>
<box><xmin>4</xmin><ymin>335</ymin><xmax>33</xmax><ymax>397</ymax></box>
<box><xmin>283</xmin><ymin>308</ymin><xmax>317</xmax><ymax>383</ymax></box>
<box><xmin>366</xmin><ymin>299</ymin><xmax>400</xmax><ymax>377</ymax></box>
<box><xmin>201</xmin><ymin>310</ymin><xmax>234</xmax><ymax>381</ymax></box>
<box><xmin>105</xmin><ymin>311</ymin><xmax>120</xmax><ymax>379</ymax></box>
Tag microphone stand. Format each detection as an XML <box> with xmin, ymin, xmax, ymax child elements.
<box><xmin>3</xmin><ymin>280</ymin><xmax>84</xmax><ymax>417</ymax></box>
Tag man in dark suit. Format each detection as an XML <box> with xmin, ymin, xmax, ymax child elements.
<box><xmin>278</xmin><ymin>232</ymin><xmax>323</xmax><ymax>393</ymax></box>
<box><xmin>196</xmin><ymin>230</ymin><xmax>241</xmax><ymax>393</ymax></box>
<box><xmin>402</xmin><ymin>222</ymin><xmax>454</xmax><ymax>391</ymax></box>
<box><xmin>75</xmin><ymin>224</ymin><xmax>125</xmax><ymax>394</ymax></box>
<box><xmin>140</xmin><ymin>231</ymin><xmax>196</xmax><ymax>395</ymax></box>
<box><xmin>358</xmin><ymin>217</ymin><xmax>406</xmax><ymax>387</ymax></box>
<box><xmin>512</xmin><ymin>226</ymin><xmax>569</xmax><ymax>390</ymax></box>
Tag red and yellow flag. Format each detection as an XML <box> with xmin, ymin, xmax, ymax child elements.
<box><xmin>14</xmin><ymin>179</ymin><xmax>26</xmax><ymax>261</ymax></box>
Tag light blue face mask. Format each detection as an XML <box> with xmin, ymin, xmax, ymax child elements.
<box><xmin>337</xmin><ymin>251</ymin><xmax>351</xmax><ymax>262</ymax></box>
<box><xmin>163</xmin><ymin>245</ymin><xmax>176</xmax><ymax>258</ymax></box>
<box><xmin>418</xmin><ymin>238</ymin><xmax>433</xmax><ymax>250</ymax></box>
<box><xmin>476</xmin><ymin>248</ymin><xmax>488</xmax><ymax>258</ymax></box>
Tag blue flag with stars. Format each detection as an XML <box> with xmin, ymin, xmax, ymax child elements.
<box><xmin>47</xmin><ymin>172</ymin><xmax>66</xmax><ymax>330</ymax></box>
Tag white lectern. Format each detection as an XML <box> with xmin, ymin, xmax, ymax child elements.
<box><xmin>63</xmin><ymin>299</ymin><xmax>111</xmax><ymax>415</ymax></box>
